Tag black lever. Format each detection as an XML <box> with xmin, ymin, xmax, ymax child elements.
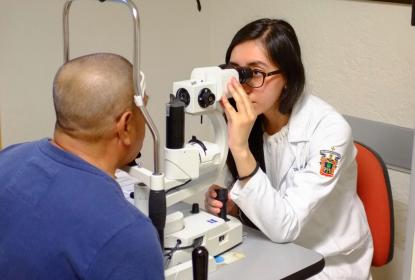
<box><xmin>215</xmin><ymin>188</ymin><xmax>229</xmax><ymax>221</ymax></box>
<box><xmin>192</xmin><ymin>246</ymin><xmax>208</xmax><ymax>280</ymax></box>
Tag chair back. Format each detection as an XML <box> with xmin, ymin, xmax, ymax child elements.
<box><xmin>355</xmin><ymin>141</ymin><xmax>394</xmax><ymax>266</ymax></box>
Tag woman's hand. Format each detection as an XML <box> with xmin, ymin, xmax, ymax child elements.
<box><xmin>204</xmin><ymin>185</ymin><xmax>236</xmax><ymax>215</ymax></box>
<box><xmin>221</xmin><ymin>77</ymin><xmax>256</xmax><ymax>155</ymax></box>
<box><xmin>221</xmin><ymin>77</ymin><xmax>257</xmax><ymax>179</ymax></box>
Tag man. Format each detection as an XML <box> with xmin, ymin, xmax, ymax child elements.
<box><xmin>0</xmin><ymin>53</ymin><xmax>164</xmax><ymax>279</ymax></box>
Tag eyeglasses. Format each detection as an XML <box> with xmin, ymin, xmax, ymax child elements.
<box><xmin>219</xmin><ymin>64</ymin><xmax>282</xmax><ymax>88</ymax></box>
<box><xmin>246</xmin><ymin>69</ymin><xmax>282</xmax><ymax>88</ymax></box>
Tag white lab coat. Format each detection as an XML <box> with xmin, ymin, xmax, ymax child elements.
<box><xmin>229</xmin><ymin>93</ymin><xmax>373</xmax><ymax>279</ymax></box>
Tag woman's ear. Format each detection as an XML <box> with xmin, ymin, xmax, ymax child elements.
<box><xmin>116</xmin><ymin>111</ymin><xmax>133</xmax><ymax>146</ymax></box>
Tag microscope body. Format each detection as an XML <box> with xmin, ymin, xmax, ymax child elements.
<box><xmin>125</xmin><ymin>66</ymin><xmax>243</xmax><ymax>280</ymax></box>
<box><xmin>164</xmin><ymin>66</ymin><xmax>236</xmax><ymax>183</ymax></box>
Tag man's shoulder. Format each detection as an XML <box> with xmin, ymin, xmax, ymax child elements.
<box><xmin>0</xmin><ymin>139</ymin><xmax>58</xmax><ymax>199</ymax></box>
<box><xmin>0</xmin><ymin>140</ymin><xmax>40</xmax><ymax>161</ymax></box>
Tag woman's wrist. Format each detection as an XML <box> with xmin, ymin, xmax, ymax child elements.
<box><xmin>231</xmin><ymin>148</ymin><xmax>257</xmax><ymax>181</ymax></box>
<box><xmin>237</xmin><ymin>161</ymin><xmax>259</xmax><ymax>181</ymax></box>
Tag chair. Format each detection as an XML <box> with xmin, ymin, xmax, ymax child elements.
<box><xmin>355</xmin><ymin>141</ymin><xmax>394</xmax><ymax>266</ymax></box>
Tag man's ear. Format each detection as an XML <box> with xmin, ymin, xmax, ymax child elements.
<box><xmin>116</xmin><ymin>111</ymin><xmax>133</xmax><ymax>146</ymax></box>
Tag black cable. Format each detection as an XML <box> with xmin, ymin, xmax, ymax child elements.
<box><xmin>196</xmin><ymin>0</ymin><xmax>201</xmax><ymax>11</ymax></box>
<box><xmin>164</xmin><ymin>237</ymin><xmax>204</xmax><ymax>267</ymax></box>
<box><xmin>165</xmin><ymin>244</ymin><xmax>195</xmax><ymax>251</ymax></box>
<box><xmin>164</xmin><ymin>240</ymin><xmax>182</xmax><ymax>256</ymax></box>
<box><xmin>164</xmin><ymin>239</ymin><xmax>182</xmax><ymax>267</ymax></box>
<box><xmin>165</xmin><ymin>237</ymin><xmax>203</xmax><ymax>253</ymax></box>
<box><xmin>165</xmin><ymin>179</ymin><xmax>192</xmax><ymax>194</ymax></box>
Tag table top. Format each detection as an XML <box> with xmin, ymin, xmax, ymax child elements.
<box><xmin>209</xmin><ymin>226</ymin><xmax>325</xmax><ymax>280</ymax></box>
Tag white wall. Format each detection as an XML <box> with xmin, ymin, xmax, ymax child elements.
<box><xmin>206</xmin><ymin>1</ymin><xmax>414</xmax><ymax>279</ymax></box>
<box><xmin>1</xmin><ymin>0</ymin><xmax>414</xmax><ymax>279</ymax></box>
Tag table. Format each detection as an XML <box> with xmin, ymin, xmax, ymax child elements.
<box><xmin>209</xmin><ymin>226</ymin><xmax>324</xmax><ymax>280</ymax></box>
<box><xmin>115</xmin><ymin>179</ymin><xmax>325</xmax><ymax>280</ymax></box>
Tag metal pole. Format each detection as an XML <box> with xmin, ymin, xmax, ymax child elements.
<box><xmin>62</xmin><ymin>0</ymin><xmax>160</xmax><ymax>174</ymax></box>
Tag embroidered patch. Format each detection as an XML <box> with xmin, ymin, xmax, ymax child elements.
<box><xmin>319</xmin><ymin>147</ymin><xmax>341</xmax><ymax>177</ymax></box>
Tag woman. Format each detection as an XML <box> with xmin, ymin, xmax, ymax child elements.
<box><xmin>205</xmin><ymin>18</ymin><xmax>373</xmax><ymax>279</ymax></box>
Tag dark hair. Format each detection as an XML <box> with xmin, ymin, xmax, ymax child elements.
<box><xmin>226</xmin><ymin>19</ymin><xmax>305</xmax><ymax>185</ymax></box>
<box><xmin>226</xmin><ymin>18</ymin><xmax>305</xmax><ymax>114</ymax></box>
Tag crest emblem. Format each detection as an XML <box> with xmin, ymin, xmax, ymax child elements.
<box><xmin>319</xmin><ymin>147</ymin><xmax>341</xmax><ymax>177</ymax></box>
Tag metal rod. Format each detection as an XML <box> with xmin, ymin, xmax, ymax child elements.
<box><xmin>62</xmin><ymin>0</ymin><xmax>160</xmax><ymax>174</ymax></box>
<box><xmin>63</xmin><ymin>1</ymin><xmax>72</xmax><ymax>62</ymax></box>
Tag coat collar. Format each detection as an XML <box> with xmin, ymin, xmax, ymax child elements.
<box><xmin>286</xmin><ymin>93</ymin><xmax>313</xmax><ymax>143</ymax></box>
<box><xmin>275</xmin><ymin>93</ymin><xmax>312</xmax><ymax>185</ymax></box>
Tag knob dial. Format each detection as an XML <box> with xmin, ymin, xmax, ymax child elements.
<box><xmin>198</xmin><ymin>88</ymin><xmax>215</xmax><ymax>108</ymax></box>
<box><xmin>176</xmin><ymin>88</ymin><xmax>190</xmax><ymax>106</ymax></box>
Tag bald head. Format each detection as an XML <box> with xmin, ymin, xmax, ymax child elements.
<box><xmin>53</xmin><ymin>53</ymin><xmax>135</xmax><ymax>141</ymax></box>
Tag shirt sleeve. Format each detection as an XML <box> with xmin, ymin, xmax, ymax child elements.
<box><xmin>230</xmin><ymin>113</ymin><xmax>356</xmax><ymax>243</ymax></box>
<box><xmin>85</xmin><ymin>220</ymin><xmax>164</xmax><ymax>280</ymax></box>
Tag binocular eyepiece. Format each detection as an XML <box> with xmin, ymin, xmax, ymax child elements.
<box><xmin>219</xmin><ymin>64</ymin><xmax>253</xmax><ymax>85</ymax></box>
<box><xmin>173</xmin><ymin>65</ymin><xmax>255</xmax><ymax>112</ymax></box>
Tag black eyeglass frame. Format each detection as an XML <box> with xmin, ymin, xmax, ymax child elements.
<box><xmin>246</xmin><ymin>69</ymin><xmax>282</xmax><ymax>88</ymax></box>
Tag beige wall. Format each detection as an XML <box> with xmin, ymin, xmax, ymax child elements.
<box><xmin>1</xmin><ymin>0</ymin><xmax>414</xmax><ymax>279</ymax></box>
<box><xmin>0</xmin><ymin>0</ymin><xmax>212</xmax><ymax>168</ymax></box>
<box><xmin>412</xmin><ymin>230</ymin><xmax>415</xmax><ymax>279</ymax></box>
<box><xmin>207</xmin><ymin>0</ymin><xmax>415</xmax><ymax>128</ymax></box>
